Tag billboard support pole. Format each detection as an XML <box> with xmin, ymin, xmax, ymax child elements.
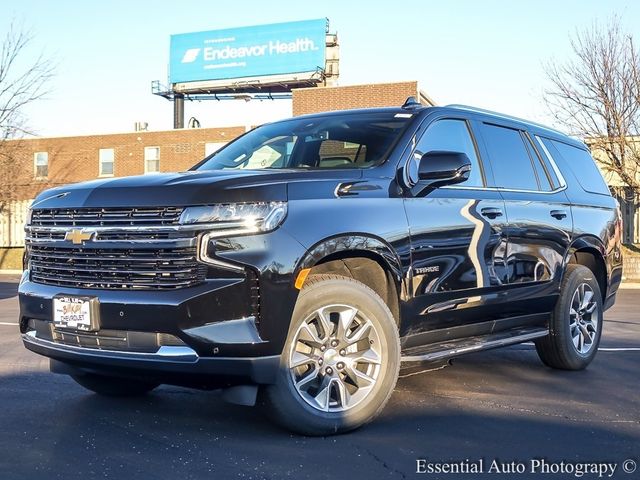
<box><xmin>174</xmin><ymin>93</ymin><xmax>184</xmax><ymax>129</ymax></box>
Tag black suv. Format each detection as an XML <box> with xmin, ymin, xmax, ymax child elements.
<box><xmin>19</xmin><ymin>100</ymin><xmax>623</xmax><ymax>435</ymax></box>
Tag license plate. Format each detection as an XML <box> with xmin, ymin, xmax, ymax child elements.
<box><xmin>53</xmin><ymin>296</ymin><xmax>99</xmax><ymax>332</ymax></box>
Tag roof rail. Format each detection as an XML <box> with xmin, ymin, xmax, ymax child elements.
<box><xmin>445</xmin><ymin>104</ymin><xmax>567</xmax><ymax>137</ymax></box>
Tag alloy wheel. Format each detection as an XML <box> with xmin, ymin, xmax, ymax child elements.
<box><xmin>569</xmin><ymin>282</ymin><xmax>599</xmax><ymax>355</ymax></box>
<box><xmin>288</xmin><ymin>304</ymin><xmax>383</xmax><ymax>412</ymax></box>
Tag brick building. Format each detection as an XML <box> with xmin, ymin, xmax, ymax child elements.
<box><xmin>292</xmin><ymin>81</ymin><xmax>435</xmax><ymax>116</ymax></box>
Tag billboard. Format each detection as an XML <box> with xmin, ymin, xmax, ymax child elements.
<box><xmin>169</xmin><ymin>19</ymin><xmax>327</xmax><ymax>84</ymax></box>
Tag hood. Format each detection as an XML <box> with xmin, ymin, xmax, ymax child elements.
<box><xmin>31</xmin><ymin>169</ymin><xmax>362</xmax><ymax>209</ymax></box>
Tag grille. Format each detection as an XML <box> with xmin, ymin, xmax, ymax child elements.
<box><xmin>51</xmin><ymin>329</ymin><xmax>186</xmax><ymax>352</ymax></box>
<box><xmin>30</xmin><ymin>207</ymin><xmax>183</xmax><ymax>227</ymax></box>
<box><xmin>29</xmin><ymin>245</ymin><xmax>206</xmax><ymax>289</ymax></box>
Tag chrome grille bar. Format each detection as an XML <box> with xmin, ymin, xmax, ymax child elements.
<box><xmin>31</xmin><ymin>207</ymin><xmax>183</xmax><ymax>227</ymax></box>
<box><xmin>29</xmin><ymin>245</ymin><xmax>205</xmax><ymax>290</ymax></box>
<box><xmin>26</xmin><ymin>206</ymin><xmax>208</xmax><ymax>290</ymax></box>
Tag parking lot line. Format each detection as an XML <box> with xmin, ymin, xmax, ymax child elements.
<box><xmin>599</xmin><ymin>347</ymin><xmax>640</xmax><ymax>351</ymax></box>
<box><xmin>523</xmin><ymin>342</ymin><xmax>639</xmax><ymax>352</ymax></box>
<box><xmin>0</xmin><ymin>322</ymin><xmax>18</xmax><ymax>326</ymax></box>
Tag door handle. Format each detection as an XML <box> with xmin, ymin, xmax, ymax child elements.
<box><xmin>550</xmin><ymin>209</ymin><xmax>568</xmax><ymax>220</ymax></box>
<box><xmin>481</xmin><ymin>207</ymin><xmax>503</xmax><ymax>219</ymax></box>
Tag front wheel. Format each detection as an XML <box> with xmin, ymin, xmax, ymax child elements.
<box><xmin>535</xmin><ymin>264</ymin><xmax>603</xmax><ymax>370</ymax></box>
<box><xmin>263</xmin><ymin>274</ymin><xmax>400</xmax><ymax>436</ymax></box>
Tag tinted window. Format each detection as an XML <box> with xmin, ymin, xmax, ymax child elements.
<box><xmin>545</xmin><ymin>139</ymin><xmax>610</xmax><ymax>195</ymax></box>
<box><xmin>481</xmin><ymin>123</ymin><xmax>538</xmax><ymax>190</ymax></box>
<box><xmin>523</xmin><ymin>135</ymin><xmax>553</xmax><ymax>190</ymax></box>
<box><xmin>196</xmin><ymin>112</ymin><xmax>411</xmax><ymax>171</ymax></box>
<box><xmin>416</xmin><ymin>119</ymin><xmax>484</xmax><ymax>187</ymax></box>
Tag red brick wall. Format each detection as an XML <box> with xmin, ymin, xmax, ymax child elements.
<box><xmin>9</xmin><ymin>127</ymin><xmax>245</xmax><ymax>200</ymax></box>
<box><xmin>292</xmin><ymin>81</ymin><xmax>420</xmax><ymax>116</ymax></box>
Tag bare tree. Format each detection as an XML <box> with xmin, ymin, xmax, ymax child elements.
<box><xmin>0</xmin><ymin>20</ymin><xmax>55</xmax><ymax>214</ymax></box>
<box><xmin>544</xmin><ymin>18</ymin><xmax>640</xmax><ymax>192</ymax></box>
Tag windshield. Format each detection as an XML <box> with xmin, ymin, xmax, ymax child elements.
<box><xmin>194</xmin><ymin>111</ymin><xmax>413</xmax><ymax>171</ymax></box>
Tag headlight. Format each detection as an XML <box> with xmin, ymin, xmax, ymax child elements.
<box><xmin>179</xmin><ymin>202</ymin><xmax>287</xmax><ymax>236</ymax></box>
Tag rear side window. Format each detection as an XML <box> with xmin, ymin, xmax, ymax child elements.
<box><xmin>523</xmin><ymin>134</ymin><xmax>556</xmax><ymax>190</ymax></box>
<box><xmin>543</xmin><ymin>139</ymin><xmax>610</xmax><ymax>195</ymax></box>
<box><xmin>480</xmin><ymin>123</ymin><xmax>538</xmax><ymax>190</ymax></box>
<box><xmin>523</xmin><ymin>139</ymin><xmax>552</xmax><ymax>190</ymax></box>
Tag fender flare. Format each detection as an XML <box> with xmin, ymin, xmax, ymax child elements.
<box><xmin>562</xmin><ymin>234</ymin><xmax>609</xmax><ymax>294</ymax></box>
<box><xmin>564</xmin><ymin>234</ymin><xmax>607</xmax><ymax>267</ymax></box>
<box><xmin>296</xmin><ymin>234</ymin><xmax>405</xmax><ymax>291</ymax></box>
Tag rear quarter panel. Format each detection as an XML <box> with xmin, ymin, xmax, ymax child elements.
<box><xmin>536</xmin><ymin>132</ymin><xmax>623</xmax><ymax>303</ymax></box>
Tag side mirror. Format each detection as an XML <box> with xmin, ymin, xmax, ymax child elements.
<box><xmin>418</xmin><ymin>151</ymin><xmax>472</xmax><ymax>187</ymax></box>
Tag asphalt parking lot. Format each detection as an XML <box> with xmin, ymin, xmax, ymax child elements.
<box><xmin>0</xmin><ymin>274</ymin><xmax>638</xmax><ymax>480</ymax></box>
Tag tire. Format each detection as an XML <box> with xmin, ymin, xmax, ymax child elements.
<box><xmin>71</xmin><ymin>373</ymin><xmax>159</xmax><ymax>397</ymax></box>
<box><xmin>263</xmin><ymin>274</ymin><xmax>401</xmax><ymax>436</ymax></box>
<box><xmin>535</xmin><ymin>264</ymin><xmax>603</xmax><ymax>370</ymax></box>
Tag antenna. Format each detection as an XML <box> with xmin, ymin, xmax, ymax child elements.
<box><xmin>402</xmin><ymin>96</ymin><xmax>422</xmax><ymax>109</ymax></box>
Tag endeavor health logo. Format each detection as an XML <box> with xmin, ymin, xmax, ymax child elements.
<box><xmin>181</xmin><ymin>48</ymin><xmax>201</xmax><ymax>64</ymax></box>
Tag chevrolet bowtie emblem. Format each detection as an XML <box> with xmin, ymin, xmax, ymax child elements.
<box><xmin>64</xmin><ymin>229</ymin><xmax>94</xmax><ymax>245</ymax></box>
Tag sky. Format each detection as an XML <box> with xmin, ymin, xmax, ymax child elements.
<box><xmin>4</xmin><ymin>0</ymin><xmax>640</xmax><ymax>138</ymax></box>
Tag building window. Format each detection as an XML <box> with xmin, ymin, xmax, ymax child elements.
<box><xmin>205</xmin><ymin>142</ymin><xmax>227</xmax><ymax>157</ymax></box>
<box><xmin>34</xmin><ymin>152</ymin><xmax>48</xmax><ymax>178</ymax></box>
<box><xmin>144</xmin><ymin>146</ymin><xmax>160</xmax><ymax>173</ymax></box>
<box><xmin>99</xmin><ymin>148</ymin><xmax>114</xmax><ymax>176</ymax></box>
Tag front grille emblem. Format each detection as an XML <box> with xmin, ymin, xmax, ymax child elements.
<box><xmin>64</xmin><ymin>229</ymin><xmax>94</xmax><ymax>245</ymax></box>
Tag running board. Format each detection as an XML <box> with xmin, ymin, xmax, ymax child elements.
<box><xmin>401</xmin><ymin>328</ymin><xmax>548</xmax><ymax>364</ymax></box>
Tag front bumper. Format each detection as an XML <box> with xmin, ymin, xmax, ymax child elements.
<box><xmin>18</xmin><ymin>224</ymin><xmax>306</xmax><ymax>386</ymax></box>
<box><xmin>22</xmin><ymin>330</ymin><xmax>280</xmax><ymax>388</ymax></box>
<box><xmin>18</xmin><ymin>273</ymin><xmax>276</xmax><ymax>357</ymax></box>
<box><xmin>18</xmin><ymin>269</ymin><xmax>283</xmax><ymax>387</ymax></box>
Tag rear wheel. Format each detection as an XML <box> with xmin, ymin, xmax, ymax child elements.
<box><xmin>263</xmin><ymin>274</ymin><xmax>400</xmax><ymax>436</ymax></box>
<box><xmin>535</xmin><ymin>264</ymin><xmax>603</xmax><ymax>370</ymax></box>
<box><xmin>71</xmin><ymin>373</ymin><xmax>159</xmax><ymax>397</ymax></box>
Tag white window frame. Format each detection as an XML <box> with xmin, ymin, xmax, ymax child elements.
<box><xmin>99</xmin><ymin>148</ymin><xmax>115</xmax><ymax>177</ymax></box>
<box><xmin>34</xmin><ymin>152</ymin><xmax>49</xmax><ymax>179</ymax></box>
<box><xmin>144</xmin><ymin>146</ymin><xmax>160</xmax><ymax>174</ymax></box>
